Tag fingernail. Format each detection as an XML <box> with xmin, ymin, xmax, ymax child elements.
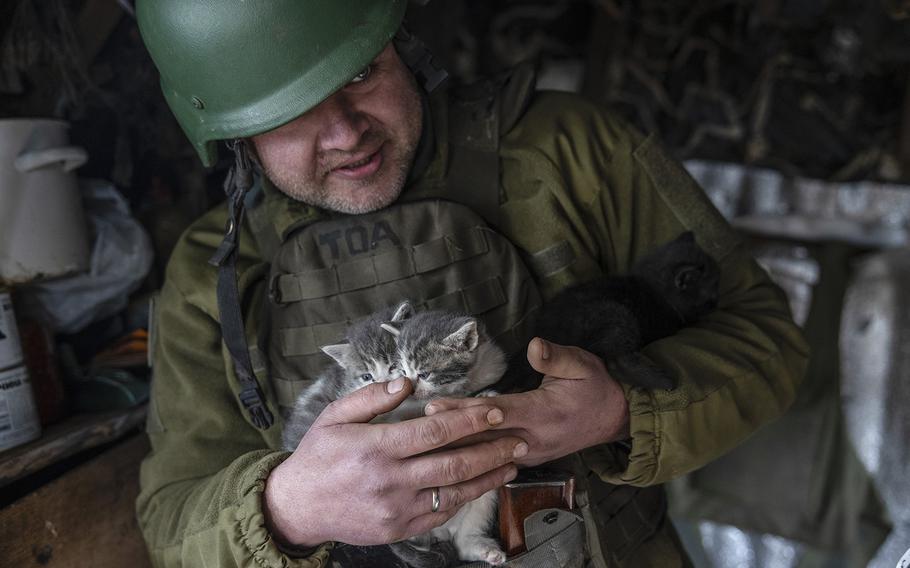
<box><xmin>513</xmin><ymin>442</ymin><xmax>529</xmax><ymax>458</ymax></box>
<box><xmin>387</xmin><ymin>377</ymin><xmax>406</xmax><ymax>394</ymax></box>
<box><xmin>425</xmin><ymin>403</ymin><xmax>438</xmax><ymax>416</ymax></box>
<box><xmin>537</xmin><ymin>338</ymin><xmax>551</xmax><ymax>360</ymax></box>
<box><xmin>486</xmin><ymin>408</ymin><xmax>504</xmax><ymax>425</ymax></box>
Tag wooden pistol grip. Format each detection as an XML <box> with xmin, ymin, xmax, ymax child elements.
<box><xmin>498</xmin><ymin>473</ymin><xmax>575</xmax><ymax>557</ymax></box>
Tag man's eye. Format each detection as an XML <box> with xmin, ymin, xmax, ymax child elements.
<box><xmin>350</xmin><ymin>65</ymin><xmax>373</xmax><ymax>84</ymax></box>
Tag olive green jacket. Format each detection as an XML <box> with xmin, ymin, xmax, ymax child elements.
<box><xmin>137</xmin><ymin>89</ymin><xmax>809</xmax><ymax>567</ymax></box>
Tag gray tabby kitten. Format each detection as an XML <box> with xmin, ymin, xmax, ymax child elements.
<box><xmin>381</xmin><ymin>310</ymin><xmax>508</xmax><ymax>566</ymax></box>
<box><xmin>281</xmin><ymin>301</ymin><xmax>413</xmax><ymax>451</ymax></box>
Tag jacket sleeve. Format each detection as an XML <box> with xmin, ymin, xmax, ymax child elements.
<box><xmin>502</xmin><ymin>93</ymin><xmax>810</xmax><ymax>487</ymax></box>
<box><xmin>136</xmin><ymin>220</ymin><xmax>332</xmax><ymax>567</ymax></box>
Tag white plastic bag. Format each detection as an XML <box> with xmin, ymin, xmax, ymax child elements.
<box><xmin>25</xmin><ymin>179</ymin><xmax>153</xmax><ymax>334</ymax></box>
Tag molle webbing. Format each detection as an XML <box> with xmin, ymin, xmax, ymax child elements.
<box><xmin>265</xmin><ymin>200</ymin><xmax>542</xmax><ymax>415</ymax></box>
<box><xmin>270</xmin><ymin>227</ymin><xmax>489</xmax><ymax>303</ymax></box>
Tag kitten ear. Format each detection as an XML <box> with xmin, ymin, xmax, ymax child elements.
<box><xmin>321</xmin><ymin>343</ymin><xmax>353</xmax><ymax>366</ymax></box>
<box><xmin>390</xmin><ymin>301</ymin><xmax>414</xmax><ymax>322</ymax></box>
<box><xmin>380</xmin><ymin>323</ymin><xmax>401</xmax><ymax>337</ymax></box>
<box><xmin>443</xmin><ymin>320</ymin><xmax>479</xmax><ymax>352</ymax></box>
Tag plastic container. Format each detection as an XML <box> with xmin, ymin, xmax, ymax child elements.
<box><xmin>0</xmin><ymin>290</ymin><xmax>42</xmax><ymax>451</ymax></box>
<box><xmin>0</xmin><ymin>291</ymin><xmax>24</xmax><ymax>369</ymax></box>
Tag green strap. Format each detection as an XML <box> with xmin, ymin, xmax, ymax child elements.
<box><xmin>444</xmin><ymin>62</ymin><xmax>537</xmax><ymax>227</ymax></box>
<box><xmin>528</xmin><ymin>241</ymin><xmax>577</xmax><ymax>277</ymax></box>
<box><xmin>447</xmin><ymin>80</ymin><xmax>501</xmax><ymax>227</ymax></box>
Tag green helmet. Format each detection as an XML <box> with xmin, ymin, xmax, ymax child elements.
<box><xmin>136</xmin><ymin>0</ymin><xmax>408</xmax><ymax>167</ymax></box>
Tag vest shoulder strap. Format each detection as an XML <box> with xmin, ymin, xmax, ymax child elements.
<box><xmin>445</xmin><ymin>62</ymin><xmax>537</xmax><ymax>226</ymax></box>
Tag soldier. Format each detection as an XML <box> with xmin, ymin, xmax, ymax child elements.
<box><xmin>134</xmin><ymin>1</ymin><xmax>808</xmax><ymax>567</ymax></box>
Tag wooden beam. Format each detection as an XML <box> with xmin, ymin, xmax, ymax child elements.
<box><xmin>0</xmin><ymin>405</ymin><xmax>147</xmax><ymax>488</ymax></box>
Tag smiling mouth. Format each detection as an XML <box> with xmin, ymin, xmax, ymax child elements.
<box><xmin>330</xmin><ymin>146</ymin><xmax>384</xmax><ymax>180</ymax></box>
<box><xmin>341</xmin><ymin>153</ymin><xmax>376</xmax><ymax>169</ymax></box>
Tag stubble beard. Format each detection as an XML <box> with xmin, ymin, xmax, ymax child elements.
<box><xmin>318</xmin><ymin>127</ymin><xmax>417</xmax><ymax>215</ymax></box>
<box><xmin>262</xmin><ymin>111</ymin><xmax>422</xmax><ymax>216</ymax></box>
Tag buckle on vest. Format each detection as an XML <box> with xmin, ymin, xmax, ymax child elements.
<box><xmin>268</xmin><ymin>272</ymin><xmax>284</xmax><ymax>305</ymax></box>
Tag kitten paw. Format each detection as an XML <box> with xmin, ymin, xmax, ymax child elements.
<box><xmin>476</xmin><ymin>389</ymin><xmax>499</xmax><ymax>398</ymax></box>
<box><xmin>481</xmin><ymin>547</ymin><xmax>507</xmax><ymax>565</ymax></box>
<box><xmin>459</xmin><ymin>538</ymin><xmax>507</xmax><ymax>566</ymax></box>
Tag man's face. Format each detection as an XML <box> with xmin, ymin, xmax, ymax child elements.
<box><xmin>251</xmin><ymin>44</ymin><xmax>423</xmax><ymax>214</ymax></box>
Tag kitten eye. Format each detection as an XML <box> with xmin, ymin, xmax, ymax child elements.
<box><xmin>417</xmin><ymin>372</ymin><xmax>430</xmax><ymax>381</ymax></box>
<box><xmin>349</xmin><ymin>65</ymin><xmax>372</xmax><ymax>84</ymax></box>
<box><xmin>360</xmin><ymin>373</ymin><xmax>374</xmax><ymax>382</ymax></box>
<box><xmin>675</xmin><ymin>267</ymin><xmax>702</xmax><ymax>291</ymax></box>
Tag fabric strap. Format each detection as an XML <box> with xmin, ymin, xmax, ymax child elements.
<box><xmin>208</xmin><ymin>140</ymin><xmax>274</xmax><ymax>430</ymax></box>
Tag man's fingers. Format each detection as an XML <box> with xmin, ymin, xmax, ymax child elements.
<box><xmin>405</xmin><ymin>464</ymin><xmax>517</xmax><ymax>535</ymax></box>
<box><xmin>315</xmin><ymin>378</ymin><xmax>413</xmax><ymax>426</ymax></box>
<box><xmin>423</xmin><ymin>396</ymin><xmax>488</xmax><ymax>416</ymax></box>
<box><xmin>381</xmin><ymin>405</ymin><xmax>506</xmax><ymax>458</ymax></box>
<box><xmin>527</xmin><ymin>337</ymin><xmax>605</xmax><ymax>380</ymax></box>
<box><xmin>405</xmin><ymin>436</ymin><xmax>528</xmax><ymax>488</ymax></box>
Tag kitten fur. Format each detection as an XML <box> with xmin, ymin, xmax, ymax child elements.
<box><xmin>505</xmin><ymin>231</ymin><xmax>719</xmax><ymax>391</ymax></box>
<box><xmin>281</xmin><ymin>301</ymin><xmax>413</xmax><ymax>451</ymax></box>
<box><xmin>380</xmin><ymin>311</ymin><xmax>508</xmax><ymax>566</ymax></box>
<box><xmin>282</xmin><ymin>306</ymin><xmax>509</xmax><ymax>565</ymax></box>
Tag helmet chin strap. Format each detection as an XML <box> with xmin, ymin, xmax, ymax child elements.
<box><xmin>209</xmin><ymin>139</ymin><xmax>274</xmax><ymax>429</ymax></box>
<box><xmin>394</xmin><ymin>26</ymin><xmax>449</xmax><ymax>93</ymax></box>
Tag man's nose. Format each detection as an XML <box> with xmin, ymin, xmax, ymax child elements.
<box><xmin>316</xmin><ymin>91</ymin><xmax>369</xmax><ymax>152</ymax></box>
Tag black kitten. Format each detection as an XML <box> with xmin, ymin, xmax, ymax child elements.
<box><xmin>509</xmin><ymin>231</ymin><xmax>719</xmax><ymax>390</ymax></box>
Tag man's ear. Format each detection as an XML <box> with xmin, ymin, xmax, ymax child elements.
<box><xmin>321</xmin><ymin>344</ymin><xmax>353</xmax><ymax>366</ymax></box>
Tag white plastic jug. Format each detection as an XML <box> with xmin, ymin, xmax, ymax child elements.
<box><xmin>0</xmin><ymin>119</ymin><xmax>90</xmax><ymax>283</ymax></box>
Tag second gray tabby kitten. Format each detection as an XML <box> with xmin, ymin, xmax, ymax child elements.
<box><xmin>380</xmin><ymin>308</ymin><xmax>508</xmax><ymax>566</ymax></box>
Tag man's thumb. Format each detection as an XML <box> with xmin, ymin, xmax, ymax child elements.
<box><xmin>527</xmin><ymin>337</ymin><xmax>604</xmax><ymax>380</ymax></box>
<box><xmin>316</xmin><ymin>378</ymin><xmax>413</xmax><ymax>426</ymax></box>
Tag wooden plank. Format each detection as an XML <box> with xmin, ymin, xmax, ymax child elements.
<box><xmin>0</xmin><ymin>434</ymin><xmax>152</xmax><ymax>567</ymax></box>
<box><xmin>0</xmin><ymin>405</ymin><xmax>148</xmax><ymax>488</ymax></box>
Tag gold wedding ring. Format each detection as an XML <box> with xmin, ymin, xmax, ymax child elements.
<box><xmin>431</xmin><ymin>487</ymin><xmax>441</xmax><ymax>513</ymax></box>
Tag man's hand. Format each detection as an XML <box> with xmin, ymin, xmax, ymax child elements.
<box><xmin>423</xmin><ymin>338</ymin><xmax>630</xmax><ymax>467</ymax></box>
<box><xmin>263</xmin><ymin>378</ymin><xmax>527</xmax><ymax>548</ymax></box>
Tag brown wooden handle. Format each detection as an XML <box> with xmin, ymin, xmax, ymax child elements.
<box><xmin>498</xmin><ymin>469</ymin><xmax>575</xmax><ymax>557</ymax></box>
